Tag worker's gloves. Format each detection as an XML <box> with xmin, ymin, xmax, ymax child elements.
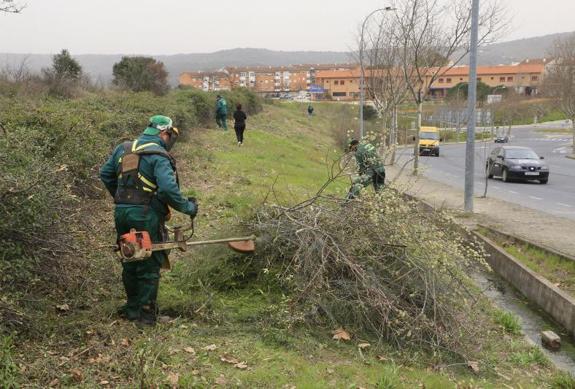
<box><xmin>188</xmin><ymin>197</ymin><xmax>198</xmax><ymax>218</ymax></box>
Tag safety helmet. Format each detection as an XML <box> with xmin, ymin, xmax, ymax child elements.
<box><xmin>145</xmin><ymin>115</ymin><xmax>180</xmax><ymax>150</ymax></box>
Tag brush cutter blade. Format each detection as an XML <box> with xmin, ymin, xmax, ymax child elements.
<box><xmin>228</xmin><ymin>239</ymin><xmax>255</xmax><ymax>254</ymax></box>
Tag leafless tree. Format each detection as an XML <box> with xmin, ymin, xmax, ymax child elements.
<box><xmin>0</xmin><ymin>0</ymin><xmax>24</xmax><ymax>13</ymax></box>
<box><xmin>385</xmin><ymin>0</ymin><xmax>505</xmax><ymax>174</ymax></box>
<box><xmin>361</xmin><ymin>13</ymin><xmax>410</xmax><ymax>165</ymax></box>
<box><xmin>543</xmin><ymin>33</ymin><xmax>575</xmax><ymax>151</ymax></box>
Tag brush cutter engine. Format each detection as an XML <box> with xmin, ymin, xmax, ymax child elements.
<box><xmin>116</xmin><ymin>221</ymin><xmax>256</xmax><ymax>262</ymax></box>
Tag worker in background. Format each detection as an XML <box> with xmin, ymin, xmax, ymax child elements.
<box><xmin>307</xmin><ymin>104</ymin><xmax>314</xmax><ymax>118</ymax></box>
<box><xmin>215</xmin><ymin>95</ymin><xmax>228</xmax><ymax>131</ymax></box>
<box><xmin>233</xmin><ymin>103</ymin><xmax>247</xmax><ymax>146</ymax></box>
<box><xmin>346</xmin><ymin>139</ymin><xmax>386</xmax><ymax>199</ymax></box>
<box><xmin>100</xmin><ymin>115</ymin><xmax>198</xmax><ymax>327</ymax></box>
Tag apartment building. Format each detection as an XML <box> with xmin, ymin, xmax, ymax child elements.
<box><xmin>179</xmin><ymin>71</ymin><xmax>232</xmax><ymax>92</ymax></box>
<box><xmin>426</xmin><ymin>59</ymin><xmax>549</xmax><ymax>98</ymax></box>
<box><xmin>180</xmin><ymin>64</ymin><xmax>355</xmax><ymax>95</ymax></box>
<box><xmin>315</xmin><ymin>68</ymin><xmax>361</xmax><ymax>101</ymax></box>
<box><xmin>179</xmin><ymin>60</ymin><xmax>547</xmax><ymax>100</ymax></box>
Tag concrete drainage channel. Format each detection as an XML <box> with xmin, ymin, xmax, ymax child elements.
<box><xmin>473</xmin><ymin>227</ymin><xmax>575</xmax><ymax>374</ymax></box>
<box><xmin>405</xmin><ymin>193</ymin><xmax>575</xmax><ymax>374</ymax></box>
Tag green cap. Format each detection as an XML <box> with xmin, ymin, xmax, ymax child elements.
<box><xmin>144</xmin><ymin>115</ymin><xmax>173</xmax><ymax>135</ymax></box>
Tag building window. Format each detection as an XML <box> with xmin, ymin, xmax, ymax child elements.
<box><xmin>531</xmin><ymin>75</ymin><xmax>538</xmax><ymax>81</ymax></box>
<box><xmin>446</xmin><ymin>78</ymin><xmax>451</xmax><ymax>83</ymax></box>
<box><xmin>340</xmin><ymin>80</ymin><xmax>345</xmax><ymax>85</ymax></box>
<box><xmin>460</xmin><ymin>78</ymin><xmax>463</xmax><ymax>81</ymax></box>
<box><xmin>477</xmin><ymin>78</ymin><xmax>482</xmax><ymax>81</ymax></box>
<box><xmin>333</xmin><ymin>92</ymin><xmax>347</xmax><ymax>97</ymax></box>
<box><xmin>500</xmin><ymin>77</ymin><xmax>505</xmax><ymax>82</ymax></box>
<box><xmin>334</xmin><ymin>80</ymin><xmax>339</xmax><ymax>85</ymax></box>
<box><xmin>507</xmin><ymin>76</ymin><xmax>513</xmax><ymax>82</ymax></box>
<box><xmin>439</xmin><ymin>78</ymin><xmax>444</xmax><ymax>83</ymax></box>
<box><xmin>490</xmin><ymin>77</ymin><xmax>494</xmax><ymax>80</ymax></box>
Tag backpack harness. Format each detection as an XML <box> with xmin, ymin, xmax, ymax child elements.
<box><xmin>114</xmin><ymin>140</ymin><xmax>178</xmax><ymax>206</ymax></box>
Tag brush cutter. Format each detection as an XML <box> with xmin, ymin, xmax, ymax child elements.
<box><xmin>116</xmin><ymin>219</ymin><xmax>255</xmax><ymax>262</ymax></box>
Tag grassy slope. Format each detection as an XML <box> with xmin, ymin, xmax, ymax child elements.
<box><xmin>12</xmin><ymin>102</ymin><xmax>570</xmax><ymax>388</ymax></box>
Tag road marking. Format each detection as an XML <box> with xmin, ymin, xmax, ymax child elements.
<box><xmin>508</xmin><ymin>190</ymin><xmax>519</xmax><ymax>194</ymax></box>
<box><xmin>557</xmin><ymin>203</ymin><xmax>573</xmax><ymax>208</ymax></box>
<box><xmin>529</xmin><ymin>196</ymin><xmax>543</xmax><ymax>201</ymax></box>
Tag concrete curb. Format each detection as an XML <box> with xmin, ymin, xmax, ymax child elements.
<box><xmin>475</xmin><ymin>231</ymin><xmax>575</xmax><ymax>338</ymax></box>
<box><xmin>478</xmin><ymin>224</ymin><xmax>575</xmax><ymax>263</ymax></box>
<box><xmin>566</xmin><ymin>155</ymin><xmax>575</xmax><ymax>160</ymax></box>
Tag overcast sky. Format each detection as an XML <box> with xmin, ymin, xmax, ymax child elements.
<box><xmin>1</xmin><ymin>0</ymin><xmax>573</xmax><ymax>55</ymax></box>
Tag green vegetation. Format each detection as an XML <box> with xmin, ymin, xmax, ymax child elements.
<box><xmin>510</xmin><ymin>347</ymin><xmax>549</xmax><ymax>367</ymax></box>
<box><xmin>0</xmin><ymin>88</ymin><xmax>569</xmax><ymax>386</ymax></box>
<box><xmin>0</xmin><ymin>336</ymin><xmax>18</xmax><ymax>387</ymax></box>
<box><xmin>536</xmin><ymin>128</ymin><xmax>573</xmax><ymax>135</ymax></box>
<box><xmin>112</xmin><ymin>56</ymin><xmax>170</xmax><ymax>95</ymax></box>
<box><xmin>446</xmin><ymin>81</ymin><xmax>495</xmax><ymax>102</ymax></box>
<box><xmin>494</xmin><ymin>310</ymin><xmax>522</xmax><ymax>335</ymax></box>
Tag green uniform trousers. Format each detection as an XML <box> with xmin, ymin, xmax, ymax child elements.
<box><xmin>114</xmin><ymin>206</ymin><xmax>167</xmax><ymax>320</ymax></box>
<box><xmin>216</xmin><ymin>114</ymin><xmax>228</xmax><ymax>130</ymax></box>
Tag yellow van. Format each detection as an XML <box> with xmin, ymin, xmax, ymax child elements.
<box><xmin>418</xmin><ymin>126</ymin><xmax>441</xmax><ymax>157</ymax></box>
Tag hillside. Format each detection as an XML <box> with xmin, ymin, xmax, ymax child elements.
<box><xmin>2</xmin><ymin>86</ymin><xmax>573</xmax><ymax>386</ymax></box>
<box><xmin>1</xmin><ymin>32</ymin><xmax>573</xmax><ymax>86</ymax></box>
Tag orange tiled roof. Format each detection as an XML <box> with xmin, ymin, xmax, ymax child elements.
<box><xmin>316</xmin><ymin>68</ymin><xmax>362</xmax><ymax>78</ymax></box>
<box><xmin>432</xmin><ymin>63</ymin><xmax>545</xmax><ymax>77</ymax></box>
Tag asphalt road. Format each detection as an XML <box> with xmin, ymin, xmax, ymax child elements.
<box><xmin>396</xmin><ymin>121</ymin><xmax>575</xmax><ymax>220</ymax></box>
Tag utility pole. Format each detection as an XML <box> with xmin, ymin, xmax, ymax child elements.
<box><xmin>464</xmin><ymin>0</ymin><xmax>480</xmax><ymax>213</ymax></box>
<box><xmin>359</xmin><ymin>6</ymin><xmax>396</xmax><ymax>139</ymax></box>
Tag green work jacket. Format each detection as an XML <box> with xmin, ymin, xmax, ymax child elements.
<box><xmin>99</xmin><ymin>134</ymin><xmax>196</xmax><ymax>217</ymax></box>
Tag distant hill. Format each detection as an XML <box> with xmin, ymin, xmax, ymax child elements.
<box><xmin>461</xmin><ymin>31</ymin><xmax>575</xmax><ymax>65</ymax></box>
<box><xmin>1</xmin><ymin>32</ymin><xmax>573</xmax><ymax>86</ymax></box>
<box><xmin>0</xmin><ymin>49</ymin><xmax>352</xmax><ymax>86</ymax></box>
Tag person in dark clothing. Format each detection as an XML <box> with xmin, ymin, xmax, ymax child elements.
<box><xmin>233</xmin><ymin>104</ymin><xmax>247</xmax><ymax>146</ymax></box>
<box><xmin>307</xmin><ymin>104</ymin><xmax>314</xmax><ymax>117</ymax></box>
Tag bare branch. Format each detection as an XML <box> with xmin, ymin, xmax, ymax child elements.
<box><xmin>0</xmin><ymin>0</ymin><xmax>25</xmax><ymax>13</ymax></box>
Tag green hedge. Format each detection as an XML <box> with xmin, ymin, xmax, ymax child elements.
<box><xmin>0</xmin><ymin>88</ymin><xmax>262</xmax><ymax>291</ymax></box>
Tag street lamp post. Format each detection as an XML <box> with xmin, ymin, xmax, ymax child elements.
<box><xmin>359</xmin><ymin>6</ymin><xmax>396</xmax><ymax>139</ymax></box>
<box><xmin>464</xmin><ymin>0</ymin><xmax>480</xmax><ymax>213</ymax></box>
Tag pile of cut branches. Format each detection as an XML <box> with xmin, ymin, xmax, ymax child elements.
<box><xmin>251</xmin><ymin>188</ymin><xmax>489</xmax><ymax>357</ymax></box>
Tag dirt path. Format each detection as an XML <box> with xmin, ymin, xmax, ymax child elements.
<box><xmin>388</xmin><ymin>165</ymin><xmax>575</xmax><ymax>257</ymax></box>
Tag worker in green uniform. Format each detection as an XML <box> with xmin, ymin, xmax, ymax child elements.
<box><xmin>100</xmin><ymin>115</ymin><xmax>198</xmax><ymax>327</ymax></box>
<box><xmin>215</xmin><ymin>95</ymin><xmax>228</xmax><ymax>131</ymax></box>
<box><xmin>347</xmin><ymin>139</ymin><xmax>386</xmax><ymax>199</ymax></box>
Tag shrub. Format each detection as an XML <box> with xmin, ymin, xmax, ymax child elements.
<box><xmin>112</xmin><ymin>56</ymin><xmax>169</xmax><ymax>96</ymax></box>
<box><xmin>249</xmin><ymin>187</ymin><xmax>489</xmax><ymax>357</ymax></box>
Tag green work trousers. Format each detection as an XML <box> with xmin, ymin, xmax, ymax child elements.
<box><xmin>114</xmin><ymin>206</ymin><xmax>167</xmax><ymax>321</ymax></box>
<box><xmin>216</xmin><ymin>114</ymin><xmax>228</xmax><ymax>130</ymax></box>
<box><xmin>347</xmin><ymin>170</ymin><xmax>386</xmax><ymax>200</ymax></box>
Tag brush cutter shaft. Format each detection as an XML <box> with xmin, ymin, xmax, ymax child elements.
<box><xmin>185</xmin><ymin>235</ymin><xmax>256</xmax><ymax>247</ymax></box>
<box><xmin>149</xmin><ymin>235</ymin><xmax>256</xmax><ymax>251</ymax></box>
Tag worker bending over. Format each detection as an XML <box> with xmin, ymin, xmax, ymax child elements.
<box><xmin>347</xmin><ymin>139</ymin><xmax>386</xmax><ymax>199</ymax></box>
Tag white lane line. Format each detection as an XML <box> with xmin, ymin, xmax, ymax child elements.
<box><xmin>508</xmin><ymin>190</ymin><xmax>519</xmax><ymax>194</ymax></box>
<box><xmin>557</xmin><ymin>203</ymin><xmax>573</xmax><ymax>208</ymax></box>
<box><xmin>529</xmin><ymin>196</ymin><xmax>543</xmax><ymax>201</ymax></box>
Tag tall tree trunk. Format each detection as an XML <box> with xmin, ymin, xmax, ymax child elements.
<box><xmin>413</xmin><ymin>100</ymin><xmax>422</xmax><ymax>175</ymax></box>
<box><xmin>572</xmin><ymin>116</ymin><xmax>575</xmax><ymax>152</ymax></box>
<box><xmin>391</xmin><ymin>106</ymin><xmax>398</xmax><ymax>165</ymax></box>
